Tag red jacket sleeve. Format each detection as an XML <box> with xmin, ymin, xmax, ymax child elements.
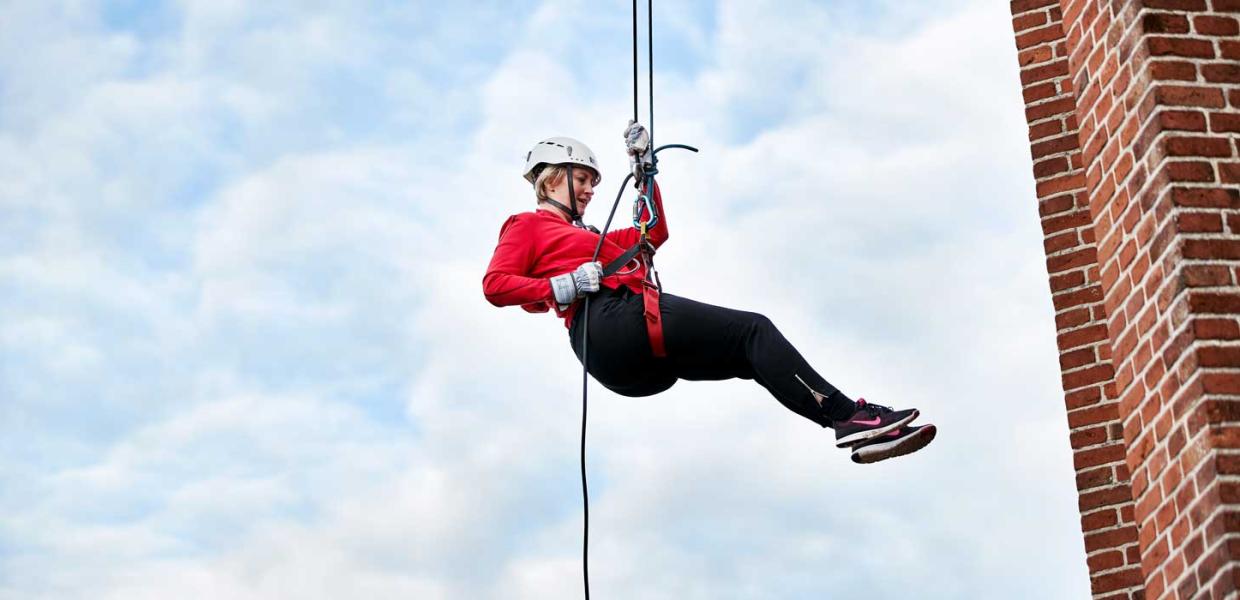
<box><xmin>483</xmin><ymin>215</ymin><xmax>554</xmax><ymax>312</ymax></box>
<box><xmin>605</xmin><ymin>180</ymin><xmax>669</xmax><ymax>249</ymax></box>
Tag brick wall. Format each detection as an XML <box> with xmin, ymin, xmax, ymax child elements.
<box><xmin>1010</xmin><ymin>0</ymin><xmax>1240</xmax><ymax>598</ymax></box>
<box><xmin>1012</xmin><ymin>1</ymin><xmax>1145</xmax><ymax>596</ymax></box>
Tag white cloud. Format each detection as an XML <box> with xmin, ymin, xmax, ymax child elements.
<box><xmin>0</xmin><ymin>1</ymin><xmax>1091</xmax><ymax>599</ymax></box>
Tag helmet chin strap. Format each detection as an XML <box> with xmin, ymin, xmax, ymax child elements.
<box><xmin>567</xmin><ymin>164</ymin><xmax>583</xmax><ymax>227</ymax></box>
<box><xmin>541</xmin><ymin>198</ymin><xmax>577</xmax><ymax>220</ymax></box>
<box><xmin>541</xmin><ymin>164</ymin><xmax>587</xmax><ymax>228</ymax></box>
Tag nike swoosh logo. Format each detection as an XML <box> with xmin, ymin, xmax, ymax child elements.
<box><xmin>852</xmin><ymin>417</ymin><xmax>883</xmax><ymax>426</ymax></box>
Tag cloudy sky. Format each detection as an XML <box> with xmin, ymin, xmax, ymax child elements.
<box><xmin>0</xmin><ymin>1</ymin><xmax>1092</xmax><ymax>598</ymax></box>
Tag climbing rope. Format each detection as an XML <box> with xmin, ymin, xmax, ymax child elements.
<box><xmin>575</xmin><ymin>2</ymin><xmax>696</xmax><ymax>597</ymax></box>
<box><xmin>576</xmin><ymin>3</ymin><xmax>647</xmax><ymax>598</ymax></box>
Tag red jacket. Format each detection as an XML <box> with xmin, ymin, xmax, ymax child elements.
<box><xmin>483</xmin><ymin>183</ymin><xmax>668</xmax><ymax>328</ymax></box>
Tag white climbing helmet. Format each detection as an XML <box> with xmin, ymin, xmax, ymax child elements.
<box><xmin>522</xmin><ymin>136</ymin><xmax>602</xmax><ymax>185</ymax></box>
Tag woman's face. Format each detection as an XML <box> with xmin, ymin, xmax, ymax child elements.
<box><xmin>546</xmin><ymin>166</ymin><xmax>596</xmax><ymax>214</ymax></box>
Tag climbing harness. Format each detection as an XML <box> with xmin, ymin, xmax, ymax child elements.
<box><xmin>573</xmin><ymin>2</ymin><xmax>697</xmax><ymax>598</ymax></box>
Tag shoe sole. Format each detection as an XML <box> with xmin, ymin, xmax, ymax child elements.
<box><xmin>835</xmin><ymin>410</ymin><xmax>919</xmax><ymax>448</ymax></box>
<box><xmin>851</xmin><ymin>424</ymin><xmax>937</xmax><ymax>464</ymax></box>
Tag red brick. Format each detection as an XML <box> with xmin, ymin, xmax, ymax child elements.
<box><xmin>1027</xmin><ymin>97</ymin><xmax>1077</xmax><ymax>121</ymax></box>
<box><xmin>1049</xmin><ymin>248</ymin><xmax>1097</xmax><ymax>273</ymax></box>
<box><xmin>1150</xmin><ymin>217</ymin><xmax>1178</xmax><ymax>261</ymax></box>
<box><xmin>1183</xmin><ymin>239</ymin><xmax>1240</xmax><ymax>260</ymax></box>
<box><xmin>1021</xmin><ymin>59</ymin><xmax>1070</xmax><ymax>86</ymax></box>
<box><xmin>1163</xmin><ymin>326</ymin><xmax>1195</xmax><ymax>371</ymax></box>
<box><xmin>1199</xmin><ymin>346</ymin><xmax>1240</xmax><ymax>368</ymax></box>
<box><xmin>1090</xmin><ymin>566</ymin><xmax>1144</xmax><ymax>595</ymax></box>
<box><xmin>1039</xmin><ymin>193</ymin><xmax>1075</xmax><ymax>216</ymax></box>
<box><xmin>1059</xmin><ymin>323</ymin><xmax>1110</xmax><ymax>349</ymax></box>
<box><xmin>1221</xmin><ymin>455</ymin><xmax>1240</xmax><ymax>474</ymax></box>
<box><xmin>1066</xmin><ymin>365</ymin><xmax>1121</xmax><ymax>391</ymax></box>
<box><xmin>1029</xmin><ymin>118</ymin><xmax>1065</xmax><ymax>140</ymax></box>
<box><xmin>1165</xmin><ymin>161</ymin><xmax>1216</xmax><ymax>182</ymax></box>
<box><xmin>1212</xmin><ymin>426</ymin><xmax>1240</xmax><ymax>448</ymax></box>
<box><xmin>1058</xmin><ymin>308</ymin><xmax>1096</xmax><ymax>332</ymax></box>
<box><xmin>1156</xmin><ymin>85</ymin><xmax>1227</xmax><ymax>108</ymax></box>
<box><xmin>1145</xmin><ymin>13</ymin><xmax>1191</xmax><ymax>33</ymax></box>
<box><xmin>1190</xmin><ymin>292</ymin><xmax>1240</xmax><ymax>313</ymax></box>
<box><xmin>1012</xmin><ymin>11</ymin><xmax>1049</xmax><ymax>33</ymax></box>
<box><xmin>1195</xmin><ymin>542</ymin><xmax>1231</xmax><ymax>592</ymax></box>
<box><xmin>1025</xmin><ymin>85</ymin><xmax>1059</xmax><ymax>115</ymax></box>
<box><xmin>1195</xmin><ymin>318</ymin><xmax>1240</xmax><ymax>340</ymax></box>
<box><xmin>1072</xmin><ymin>425</ymin><xmax>1110</xmax><ymax>449</ymax></box>
<box><xmin>1204</xmin><ymin>63</ymin><xmax>1240</xmax><ymax>84</ymax></box>
<box><xmin>1017</xmin><ymin>23</ymin><xmax>1066</xmax><ymax>49</ymax></box>
<box><xmin>1066</xmin><ymin>385</ymin><xmax>1104</xmax><ymax>410</ymax></box>
<box><xmin>1159</xmin><ymin>109</ymin><xmax>1208</xmax><ymax>131</ymax></box>
<box><xmin>1020</xmin><ymin>46</ymin><xmax>1055</xmax><ymax>68</ymax></box>
<box><xmin>1144</xmin><ymin>0</ymin><xmax>1207</xmax><ymax>8</ymax></box>
<box><xmin>1011</xmin><ymin>0</ymin><xmax>1059</xmax><ymax>14</ymax></box>
<box><xmin>1224</xmin><ymin>162</ymin><xmax>1240</xmax><ymax>183</ymax></box>
<box><xmin>1178</xmin><ymin>212</ymin><xmax>1224</xmax><ymax>232</ymax></box>
<box><xmin>1205</xmin><ymin>372</ymin><xmax>1240</xmax><ymax>394</ymax></box>
<box><xmin>1204</xmin><ymin>396</ymin><xmax>1240</xmax><ymax>423</ymax></box>
<box><xmin>1222</xmin><ymin>482</ymin><xmax>1240</xmax><ymax>504</ymax></box>
<box><xmin>1225</xmin><ymin>40</ymin><xmax>1240</xmax><ymax>61</ymax></box>
<box><xmin>1147</xmin><ymin>572</ymin><xmax>1168</xmax><ymax>600</ymax></box>
<box><xmin>1085</xmin><ymin>525</ymin><xmax>1139</xmax><ymax>553</ymax></box>
<box><xmin>1171</xmin><ymin>187</ymin><xmax>1239</xmax><ymax>208</ymax></box>
<box><xmin>1079</xmin><ymin>482</ymin><xmax>1136</xmax><ymax>509</ymax></box>
<box><xmin>1194</xmin><ymin>15</ymin><xmax>1240</xmax><ymax>35</ymax></box>
<box><xmin>1165</xmin><ymin>136</ymin><xmax>1235</xmax><ymax>157</ymax></box>
<box><xmin>1045</xmin><ymin>231</ymin><xmax>1081</xmax><ymax>254</ymax></box>
<box><xmin>1083</xmin><ymin>508</ymin><xmax>1120</xmax><ymax>532</ymax></box>
<box><xmin>1184</xmin><ymin>265</ymin><xmax>1235</xmax><ymax>287</ymax></box>
<box><xmin>1031</xmin><ymin>134</ymin><xmax>1080</xmax><ymax>159</ymax></box>
<box><xmin>1087</xmin><ymin>549</ymin><xmax>1125</xmax><ymax>572</ymax></box>
<box><xmin>1211</xmin><ymin>112</ymin><xmax>1240</xmax><ymax>133</ymax></box>
<box><xmin>1034</xmin><ymin>155</ymin><xmax>1072</xmax><ymax>178</ymax></box>
<box><xmin>1149</xmin><ymin>36</ymin><xmax>1217</xmax><ymax>58</ymax></box>
<box><xmin>1051</xmin><ymin>270</ymin><xmax>1087</xmax><ymax>293</ymax></box>
<box><xmin>1150</xmin><ymin>60</ymin><xmax>1199</xmax><ymax>82</ymax></box>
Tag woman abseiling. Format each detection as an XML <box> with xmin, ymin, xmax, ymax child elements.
<box><xmin>481</xmin><ymin>125</ymin><xmax>936</xmax><ymax>464</ymax></box>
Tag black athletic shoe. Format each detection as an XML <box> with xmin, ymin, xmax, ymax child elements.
<box><xmin>850</xmin><ymin>424</ymin><xmax>937</xmax><ymax>464</ymax></box>
<box><xmin>833</xmin><ymin>399</ymin><xmax>919</xmax><ymax>448</ymax></box>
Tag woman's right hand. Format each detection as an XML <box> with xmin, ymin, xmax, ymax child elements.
<box><xmin>625</xmin><ymin>120</ymin><xmax>652</xmax><ymax>182</ymax></box>
<box><xmin>550</xmin><ymin>261</ymin><xmax>603</xmax><ymax>305</ymax></box>
<box><xmin>624</xmin><ymin>120</ymin><xmax>649</xmax><ymax>156</ymax></box>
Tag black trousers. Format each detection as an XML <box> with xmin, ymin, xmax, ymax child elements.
<box><xmin>569</xmin><ymin>285</ymin><xmax>842</xmax><ymax>427</ymax></box>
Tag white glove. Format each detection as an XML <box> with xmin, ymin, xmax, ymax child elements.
<box><xmin>624</xmin><ymin>120</ymin><xmax>650</xmax><ymax>156</ymax></box>
<box><xmin>550</xmin><ymin>261</ymin><xmax>603</xmax><ymax>306</ymax></box>
<box><xmin>624</xmin><ymin>120</ymin><xmax>652</xmax><ymax>181</ymax></box>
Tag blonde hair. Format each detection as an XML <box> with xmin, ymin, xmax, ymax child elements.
<box><xmin>533</xmin><ymin>164</ymin><xmax>600</xmax><ymax>202</ymax></box>
<box><xmin>534</xmin><ymin>165</ymin><xmax>567</xmax><ymax>202</ymax></box>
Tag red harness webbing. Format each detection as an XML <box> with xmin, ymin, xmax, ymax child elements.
<box><xmin>642</xmin><ymin>277</ymin><xmax>666</xmax><ymax>357</ymax></box>
<box><xmin>599</xmin><ymin>183</ymin><xmax>667</xmax><ymax>358</ymax></box>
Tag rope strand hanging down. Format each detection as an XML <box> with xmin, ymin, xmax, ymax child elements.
<box><xmin>580</xmin><ymin>1</ymin><xmax>648</xmax><ymax>596</ymax></box>
<box><xmin>581</xmin><ymin>1</ymin><xmax>698</xmax><ymax>596</ymax></box>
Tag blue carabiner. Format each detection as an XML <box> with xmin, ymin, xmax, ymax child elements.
<box><xmin>632</xmin><ymin>192</ymin><xmax>659</xmax><ymax>230</ymax></box>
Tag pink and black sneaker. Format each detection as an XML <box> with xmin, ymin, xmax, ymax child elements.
<box><xmin>833</xmin><ymin>399</ymin><xmax>919</xmax><ymax>448</ymax></box>
<box><xmin>850</xmin><ymin>424</ymin><xmax>937</xmax><ymax>464</ymax></box>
